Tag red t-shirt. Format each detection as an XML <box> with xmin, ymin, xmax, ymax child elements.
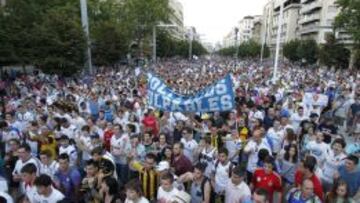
<box><xmin>103</xmin><ymin>130</ymin><xmax>114</xmax><ymax>151</ymax></box>
<box><xmin>295</xmin><ymin>170</ymin><xmax>324</xmax><ymax>201</ymax></box>
<box><xmin>142</xmin><ymin>115</ymin><xmax>159</xmax><ymax>136</ymax></box>
<box><xmin>252</xmin><ymin>168</ymin><xmax>282</xmax><ymax>203</ymax></box>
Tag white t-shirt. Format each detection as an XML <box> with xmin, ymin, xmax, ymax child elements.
<box><xmin>39</xmin><ymin>161</ymin><xmax>59</xmax><ymax>179</ymax></box>
<box><xmin>321</xmin><ymin>151</ymin><xmax>346</xmax><ymax>183</ymax></box>
<box><xmin>225</xmin><ymin>136</ymin><xmax>242</xmax><ymax>163</ymax></box>
<box><xmin>225</xmin><ymin>181</ymin><xmax>251</xmax><ymax>203</ymax></box>
<box><xmin>110</xmin><ymin>134</ymin><xmax>131</xmax><ymax>164</ymax></box>
<box><xmin>244</xmin><ymin>139</ymin><xmax>271</xmax><ymax>173</ymax></box>
<box><xmin>266</xmin><ymin>128</ymin><xmax>285</xmax><ymax>154</ymax></box>
<box><xmin>180</xmin><ymin>138</ymin><xmax>198</xmax><ymax>163</ymax></box>
<box><xmin>306</xmin><ymin>141</ymin><xmax>330</xmax><ymax>166</ymax></box>
<box><xmin>23</xmin><ymin>184</ymin><xmax>38</xmax><ymax>203</ymax></box>
<box><xmin>290</xmin><ymin>113</ymin><xmax>308</xmax><ymax>132</ymax></box>
<box><xmin>59</xmin><ymin>145</ymin><xmax>78</xmax><ymax>167</ymax></box>
<box><xmin>60</xmin><ymin>125</ymin><xmax>77</xmax><ymax>140</ymax></box>
<box><xmin>0</xmin><ymin>191</ymin><xmax>13</xmax><ymax>203</ymax></box>
<box><xmin>212</xmin><ymin>161</ymin><xmax>232</xmax><ymax>193</ymax></box>
<box><xmin>157</xmin><ymin>187</ymin><xmax>180</xmax><ymax>203</ymax></box>
<box><xmin>13</xmin><ymin>157</ymin><xmax>40</xmax><ymax>176</ymax></box>
<box><xmin>125</xmin><ymin>197</ymin><xmax>149</xmax><ymax>203</ymax></box>
<box><xmin>77</xmin><ymin>135</ymin><xmax>92</xmax><ymax>161</ymax></box>
<box><xmin>33</xmin><ymin>187</ymin><xmax>65</xmax><ymax>203</ymax></box>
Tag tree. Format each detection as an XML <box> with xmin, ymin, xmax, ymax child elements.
<box><xmin>319</xmin><ymin>33</ymin><xmax>350</xmax><ymax>69</ymax></box>
<box><xmin>0</xmin><ymin>0</ymin><xmax>86</xmax><ymax>75</ymax></box>
<box><xmin>156</xmin><ymin>30</ymin><xmax>177</xmax><ymax>58</ymax></box>
<box><xmin>88</xmin><ymin>0</ymin><xmax>129</xmax><ymax>67</ymax></box>
<box><xmin>297</xmin><ymin>39</ymin><xmax>318</xmax><ymax>65</ymax></box>
<box><xmin>217</xmin><ymin>46</ymin><xmax>237</xmax><ymax>57</ymax></box>
<box><xmin>191</xmin><ymin>40</ymin><xmax>208</xmax><ymax>56</ymax></box>
<box><xmin>121</xmin><ymin>0</ymin><xmax>172</xmax><ymax>57</ymax></box>
<box><xmin>263</xmin><ymin>44</ymin><xmax>270</xmax><ymax>58</ymax></box>
<box><xmin>335</xmin><ymin>0</ymin><xmax>360</xmax><ymax>45</ymax></box>
<box><xmin>283</xmin><ymin>40</ymin><xmax>301</xmax><ymax>62</ymax></box>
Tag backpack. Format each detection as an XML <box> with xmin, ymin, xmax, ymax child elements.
<box><xmin>200</xmin><ymin>177</ymin><xmax>215</xmax><ymax>203</ymax></box>
<box><xmin>214</xmin><ymin>160</ymin><xmax>233</xmax><ymax>177</ymax></box>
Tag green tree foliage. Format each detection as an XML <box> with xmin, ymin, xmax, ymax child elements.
<box><xmin>335</xmin><ymin>0</ymin><xmax>360</xmax><ymax>45</ymax></box>
<box><xmin>121</xmin><ymin>0</ymin><xmax>171</xmax><ymax>56</ymax></box>
<box><xmin>283</xmin><ymin>39</ymin><xmax>301</xmax><ymax>62</ymax></box>
<box><xmin>217</xmin><ymin>46</ymin><xmax>237</xmax><ymax>57</ymax></box>
<box><xmin>88</xmin><ymin>0</ymin><xmax>129</xmax><ymax>67</ymax></box>
<box><xmin>0</xmin><ymin>0</ymin><xmax>86</xmax><ymax>74</ymax></box>
<box><xmin>156</xmin><ymin>30</ymin><xmax>208</xmax><ymax>58</ymax></box>
<box><xmin>297</xmin><ymin>39</ymin><xmax>318</xmax><ymax>65</ymax></box>
<box><xmin>238</xmin><ymin>40</ymin><xmax>262</xmax><ymax>58</ymax></box>
<box><xmin>217</xmin><ymin>40</ymin><xmax>266</xmax><ymax>59</ymax></box>
<box><xmin>319</xmin><ymin>33</ymin><xmax>350</xmax><ymax>69</ymax></box>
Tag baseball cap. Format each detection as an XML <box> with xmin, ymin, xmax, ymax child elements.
<box><xmin>90</xmin><ymin>133</ymin><xmax>100</xmax><ymax>139</ymax></box>
<box><xmin>156</xmin><ymin>161</ymin><xmax>170</xmax><ymax>172</ymax></box>
<box><xmin>59</xmin><ymin>135</ymin><xmax>69</xmax><ymax>140</ymax></box>
<box><xmin>170</xmin><ymin>191</ymin><xmax>191</xmax><ymax>203</ymax></box>
<box><xmin>201</xmin><ymin>113</ymin><xmax>211</xmax><ymax>120</ymax></box>
<box><xmin>310</xmin><ymin>113</ymin><xmax>319</xmax><ymax>118</ymax></box>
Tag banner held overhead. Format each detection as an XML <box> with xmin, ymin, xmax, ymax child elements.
<box><xmin>147</xmin><ymin>73</ymin><xmax>235</xmax><ymax>112</ymax></box>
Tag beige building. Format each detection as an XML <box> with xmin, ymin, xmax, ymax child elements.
<box><xmin>252</xmin><ymin>17</ymin><xmax>263</xmax><ymax>42</ymax></box>
<box><xmin>238</xmin><ymin>16</ymin><xmax>256</xmax><ymax>43</ymax></box>
<box><xmin>262</xmin><ymin>0</ymin><xmax>301</xmax><ymax>55</ymax></box>
<box><xmin>222</xmin><ymin>29</ymin><xmax>237</xmax><ymax>48</ymax></box>
<box><xmin>168</xmin><ymin>0</ymin><xmax>185</xmax><ymax>40</ymax></box>
<box><xmin>299</xmin><ymin>0</ymin><xmax>340</xmax><ymax>44</ymax></box>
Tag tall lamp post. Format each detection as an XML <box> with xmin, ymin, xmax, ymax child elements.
<box><xmin>234</xmin><ymin>27</ymin><xmax>239</xmax><ymax>59</ymax></box>
<box><xmin>188</xmin><ymin>28</ymin><xmax>193</xmax><ymax>60</ymax></box>
<box><xmin>273</xmin><ymin>1</ymin><xmax>284</xmax><ymax>83</ymax></box>
<box><xmin>80</xmin><ymin>0</ymin><xmax>93</xmax><ymax>74</ymax></box>
<box><xmin>261</xmin><ymin>9</ymin><xmax>270</xmax><ymax>63</ymax></box>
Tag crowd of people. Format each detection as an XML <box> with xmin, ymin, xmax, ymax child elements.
<box><xmin>0</xmin><ymin>57</ymin><xmax>359</xmax><ymax>203</ymax></box>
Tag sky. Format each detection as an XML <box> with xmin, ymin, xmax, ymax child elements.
<box><xmin>178</xmin><ymin>0</ymin><xmax>269</xmax><ymax>45</ymax></box>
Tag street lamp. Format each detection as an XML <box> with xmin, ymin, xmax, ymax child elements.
<box><xmin>273</xmin><ymin>2</ymin><xmax>284</xmax><ymax>83</ymax></box>
<box><xmin>153</xmin><ymin>24</ymin><xmax>177</xmax><ymax>63</ymax></box>
<box><xmin>234</xmin><ymin>27</ymin><xmax>239</xmax><ymax>59</ymax></box>
<box><xmin>188</xmin><ymin>28</ymin><xmax>193</xmax><ymax>60</ymax></box>
<box><xmin>80</xmin><ymin>0</ymin><xmax>93</xmax><ymax>74</ymax></box>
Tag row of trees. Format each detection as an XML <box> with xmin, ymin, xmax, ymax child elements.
<box><xmin>216</xmin><ymin>40</ymin><xmax>270</xmax><ymax>59</ymax></box>
<box><xmin>156</xmin><ymin>30</ymin><xmax>208</xmax><ymax>58</ymax></box>
<box><xmin>283</xmin><ymin>35</ymin><xmax>351</xmax><ymax>68</ymax></box>
<box><xmin>0</xmin><ymin>0</ymin><xmax>207</xmax><ymax>75</ymax></box>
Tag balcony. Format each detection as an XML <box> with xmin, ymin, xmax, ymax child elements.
<box><xmin>300</xmin><ymin>1</ymin><xmax>322</xmax><ymax>14</ymax></box>
<box><xmin>299</xmin><ymin>13</ymin><xmax>320</xmax><ymax>25</ymax></box>
<box><xmin>301</xmin><ymin>0</ymin><xmax>316</xmax><ymax>4</ymax></box>
<box><xmin>299</xmin><ymin>24</ymin><xmax>319</xmax><ymax>35</ymax></box>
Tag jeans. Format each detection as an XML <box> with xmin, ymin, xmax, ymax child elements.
<box><xmin>116</xmin><ymin>163</ymin><xmax>129</xmax><ymax>187</ymax></box>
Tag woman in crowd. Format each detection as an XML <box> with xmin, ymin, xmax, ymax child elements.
<box><xmin>325</xmin><ymin>179</ymin><xmax>355</xmax><ymax>203</ymax></box>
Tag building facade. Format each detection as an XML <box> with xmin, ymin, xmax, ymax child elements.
<box><xmin>299</xmin><ymin>0</ymin><xmax>338</xmax><ymax>44</ymax></box>
<box><xmin>262</xmin><ymin>0</ymin><xmax>301</xmax><ymax>55</ymax></box>
<box><xmin>252</xmin><ymin>17</ymin><xmax>263</xmax><ymax>42</ymax></box>
<box><xmin>168</xmin><ymin>0</ymin><xmax>185</xmax><ymax>40</ymax></box>
<box><xmin>222</xmin><ymin>29</ymin><xmax>238</xmax><ymax>48</ymax></box>
<box><xmin>238</xmin><ymin>16</ymin><xmax>255</xmax><ymax>43</ymax></box>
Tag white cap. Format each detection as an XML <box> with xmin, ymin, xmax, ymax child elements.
<box><xmin>170</xmin><ymin>191</ymin><xmax>191</xmax><ymax>203</ymax></box>
<box><xmin>156</xmin><ymin>161</ymin><xmax>170</xmax><ymax>172</ymax></box>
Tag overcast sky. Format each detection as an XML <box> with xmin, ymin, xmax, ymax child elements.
<box><xmin>179</xmin><ymin>0</ymin><xmax>269</xmax><ymax>45</ymax></box>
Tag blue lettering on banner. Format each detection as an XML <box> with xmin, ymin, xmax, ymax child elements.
<box><xmin>147</xmin><ymin>73</ymin><xmax>235</xmax><ymax>112</ymax></box>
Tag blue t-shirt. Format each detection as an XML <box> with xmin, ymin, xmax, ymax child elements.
<box><xmin>55</xmin><ymin>168</ymin><xmax>81</xmax><ymax>198</ymax></box>
<box><xmin>338</xmin><ymin>165</ymin><xmax>360</xmax><ymax>197</ymax></box>
<box><xmin>89</xmin><ymin>100</ymin><xmax>99</xmax><ymax>116</ymax></box>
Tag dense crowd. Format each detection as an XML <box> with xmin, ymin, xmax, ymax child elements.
<box><xmin>0</xmin><ymin>58</ymin><xmax>359</xmax><ymax>203</ymax></box>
